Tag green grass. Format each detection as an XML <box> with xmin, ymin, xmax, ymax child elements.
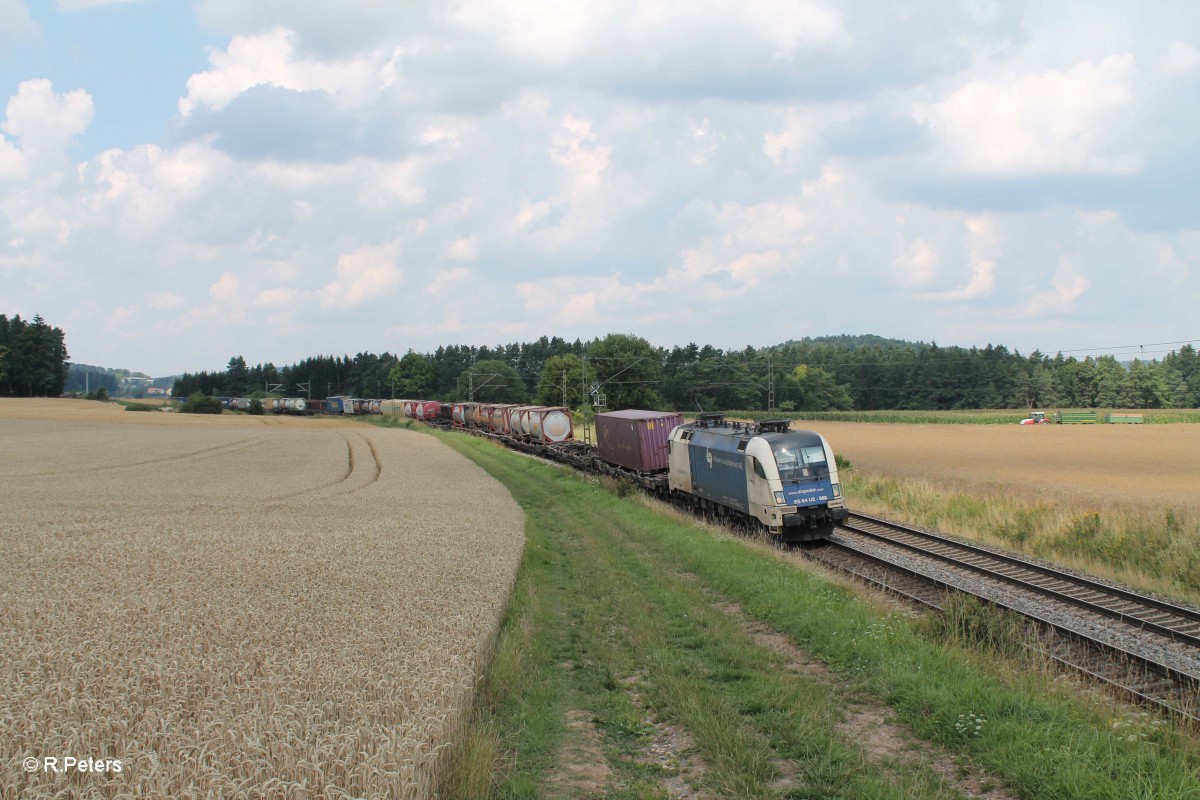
<box><xmin>437</xmin><ymin>432</ymin><xmax>1200</xmax><ymax>799</ymax></box>
<box><xmin>116</xmin><ymin>399</ymin><xmax>158</xmax><ymax>411</ymax></box>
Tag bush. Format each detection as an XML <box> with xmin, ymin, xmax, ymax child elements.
<box><xmin>248</xmin><ymin>398</ymin><xmax>264</xmax><ymax>415</ymax></box>
<box><xmin>180</xmin><ymin>393</ymin><xmax>223</xmax><ymax>414</ymax></box>
<box><xmin>599</xmin><ymin>475</ymin><xmax>635</xmax><ymax>497</ymax></box>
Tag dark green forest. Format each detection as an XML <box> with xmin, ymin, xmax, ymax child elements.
<box><xmin>0</xmin><ymin>314</ymin><xmax>69</xmax><ymax>397</ymax></box>
<box><xmin>170</xmin><ymin>333</ymin><xmax>1200</xmax><ymax>412</ymax></box>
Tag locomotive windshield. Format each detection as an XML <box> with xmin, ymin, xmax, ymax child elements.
<box><xmin>773</xmin><ymin>441</ymin><xmax>830</xmax><ymax>483</ymax></box>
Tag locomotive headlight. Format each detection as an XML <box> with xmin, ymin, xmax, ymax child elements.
<box><xmin>832</xmin><ymin>483</ymin><xmax>841</xmax><ymax>499</ymax></box>
<box><xmin>774</xmin><ymin>491</ymin><xmax>785</xmax><ymax>505</ymax></box>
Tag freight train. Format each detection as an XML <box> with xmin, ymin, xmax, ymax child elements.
<box><xmin>394</xmin><ymin>400</ymin><xmax>848</xmax><ymax>543</ymax></box>
<box><xmin>204</xmin><ymin>393</ymin><xmax>847</xmax><ymax>540</ymax></box>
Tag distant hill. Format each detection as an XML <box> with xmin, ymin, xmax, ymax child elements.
<box><xmin>775</xmin><ymin>334</ymin><xmax>928</xmax><ymax>352</ymax></box>
<box><xmin>65</xmin><ymin>364</ymin><xmax>175</xmax><ymax>395</ymax></box>
<box><xmin>69</xmin><ymin>363</ymin><xmax>151</xmax><ymax>379</ymax></box>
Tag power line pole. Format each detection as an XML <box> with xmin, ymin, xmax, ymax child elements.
<box><xmin>767</xmin><ymin>351</ymin><xmax>774</xmax><ymax>413</ymax></box>
<box><xmin>468</xmin><ymin>371</ymin><xmax>504</xmax><ymax>402</ymax></box>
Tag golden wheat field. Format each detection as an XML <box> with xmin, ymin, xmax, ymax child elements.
<box><xmin>807</xmin><ymin>420</ymin><xmax>1200</xmax><ymax>512</ymax></box>
<box><xmin>0</xmin><ymin>399</ymin><xmax>525</xmax><ymax>799</ymax></box>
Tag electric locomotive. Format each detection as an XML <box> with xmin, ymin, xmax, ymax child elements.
<box><xmin>668</xmin><ymin>414</ymin><xmax>848</xmax><ymax>542</ymax></box>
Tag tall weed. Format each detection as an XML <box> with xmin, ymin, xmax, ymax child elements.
<box><xmin>924</xmin><ymin>594</ymin><xmax>1028</xmax><ymax>659</ymax></box>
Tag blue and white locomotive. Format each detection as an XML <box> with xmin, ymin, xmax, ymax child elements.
<box><xmin>668</xmin><ymin>414</ymin><xmax>848</xmax><ymax>542</ymax></box>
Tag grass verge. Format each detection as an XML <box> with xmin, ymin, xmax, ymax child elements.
<box><xmin>437</xmin><ymin>431</ymin><xmax>1200</xmax><ymax>799</ymax></box>
<box><xmin>116</xmin><ymin>399</ymin><xmax>158</xmax><ymax>411</ymax></box>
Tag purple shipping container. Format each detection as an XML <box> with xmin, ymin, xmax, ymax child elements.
<box><xmin>595</xmin><ymin>410</ymin><xmax>683</xmax><ymax>472</ymax></box>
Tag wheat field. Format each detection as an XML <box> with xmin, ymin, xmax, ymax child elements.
<box><xmin>803</xmin><ymin>419</ymin><xmax>1200</xmax><ymax>511</ymax></box>
<box><xmin>0</xmin><ymin>400</ymin><xmax>525</xmax><ymax>799</ymax></box>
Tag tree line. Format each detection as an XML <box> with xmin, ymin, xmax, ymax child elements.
<box><xmin>170</xmin><ymin>333</ymin><xmax>1200</xmax><ymax>412</ymax></box>
<box><xmin>0</xmin><ymin>314</ymin><xmax>69</xmax><ymax>397</ymax></box>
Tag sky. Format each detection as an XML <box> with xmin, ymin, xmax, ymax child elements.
<box><xmin>1</xmin><ymin>0</ymin><xmax>1198</xmax><ymax>377</ymax></box>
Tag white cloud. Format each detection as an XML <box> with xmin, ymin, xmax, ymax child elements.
<box><xmin>80</xmin><ymin>143</ymin><xmax>231</xmax><ymax>236</ymax></box>
<box><xmin>500</xmin><ymin>110</ymin><xmax>645</xmax><ymax>258</ymax></box>
<box><xmin>895</xmin><ymin>238</ymin><xmax>938</xmax><ymax>285</ymax></box>
<box><xmin>967</xmin><ymin>216</ymin><xmax>995</xmax><ymax>244</ymax></box>
<box><xmin>801</xmin><ymin>163</ymin><xmax>844</xmax><ymax>197</ymax></box>
<box><xmin>511</xmin><ymin>199</ymin><xmax>553</xmax><ymax>233</ymax></box>
<box><xmin>104</xmin><ymin>304</ymin><xmax>138</xmax><ymax>331</ymax></box>
<box><xmin>249</xmin><ymin>159</ymin><xmax>356</xmax><ymax>191</ymax></box>
<box><xmin>763</xmin><ymin>107</ymin><xmax>855</xmax><ymax>169</ymax></box>
<box><xmin>179</xmin><ymin>27</ymin><xmax>393</xmax><ymax>116</ymax></box>
<box><xmin>443</xmin><ymin>238</ymin><xmax>477</xmax><ymax>261</ymax></box>
<box><xmin>517</xmin><ymin>273</ymin><xmax>657</xmax><ymax>330</ymax></box>
<box><xmin>455</xmin><ymin>0</ymin><xmax>844</xmax><ymax>66</ymax></box>
<box><xmin>764</xmin><ymin>111</ymin><xmax>820</xmax><ymax>167</ymax></box>
<box><xmin>716</xmin><ymin>200</ymin><xmax>810</xmax><ymax>249</ymax></box>
<box><xmin>558</xmin><ymin>291</ymin><xmax>598</xmax><ymax>325</ymax></box>
<box><xmin>454</xmin><ymin>1</ymin><xmax>593</xmax><ymax>65</ymax></box>
<box><xmin>1153</xmin><ymin>241</ymin><xmax>1191</xmax><ymax>283</ymax></box>
<box><xmin>2</xmin><ymin>80</ymin><xmax>94</xmax><ymax>166</ymax></box>
<box><xmin>254</xmin><ymin>286</ymin><xmax>310</xmax><ymax>309</ymax></box>
<box><xmin>389</xmin><ymin>301</ymin><xmax>487</xmax><ymax>340</ymax></box>
<box><xmin>320</xmin><ymin>240</ymin><xmax>404</xmax><ymax>309</ymax></box>
<box><xmin>425</xmin><ymin>267</ymin><xmax>472</xmax><ymax>297</ymax></box>
<box><xmin>722</xmin><ymin>0</ymin><xmax>845</xmax><ymax>57</ymax></box>
<box><xmin>914</xmin><ymin>54</ymin><xmax>1140</xmax><ymax>175</ymax></box>
<box><xmin>209</xmin><ymin>271</ymin><xmax>241</xmax><ymax>302</ymax></box>
<box><xmin>510</xmin><ymin>191</ymin><xmax>834</xmax><ymax>331</ymax></box>
<box><xmin>1011</xmin><ymin>256</ymin><xmax>1089</xmax><ymax>318</ymax></box>
<box><xmin>0</xmin><ymin>0</ymin><xmax>38</xmax><ymax>56</ymax></box>
<box><xmin>56</xmin><ymin>0</ymin><xmax>143</xmax><ymax>9</ymax></box>
<box><xmin>940</xmin><ymin>259</ymin><xmax>997</xmax><ymax>301</ymax></box>
<box><xmin>921</xmin><ymin>217</ymin><xmax>997</xmax><ymax>302</ymax></box>
<box><xmin>1160</xmin><ymin>41</ymin><xmax>1200</xmax><ymax>77</ymax></box>
<box><xmin>687</xmin><ymin>118</ymin><xmax>720</xmax><ymax>166</ymax></box>
<box><xmin>550</xmin><ymin>114</ymin><xmax>611</xmax><ymax>191</ymax></box>
<box><xmin>147</xmin><ymin>292</ymin><xmax>185</xmax><ymax>311</ymax></box>
<box><xmin>355</xmin><ymin>159</ymin><xmax>426</xmax><ymax>210</ymax></box>
<box><xmin>419</xmin><ymin>120</ymin><xmax>472</xmax><ymax>148</ymax></box>
<box><xmin>725</xmin><ymin>250</ymin><xmax>785</xmax><ymax>290</ymax></box>
<box><xmin>0</xmin><ymin>133</ymin><xmax>23</xmax><ymax>179</ymax></box>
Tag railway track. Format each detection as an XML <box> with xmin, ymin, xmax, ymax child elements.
<box><xmin>428</xmin><ymin>418</ymin><xmax>1200</xmax><ymax>723</ymax></box>
<box><xmin>807</xmin><ymin>512</ymin><xmax>1200</xmax><ymax>724</ymax></box>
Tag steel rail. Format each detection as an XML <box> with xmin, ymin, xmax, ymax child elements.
<box><xmin>813</xmin><ymin>538</ymin><xmax>1200</xmax><ymax>724</ymax></box>
<box><xmin>845</xmin><ymin>512</ymin><xmax>1200</xmax><ymax>649</ymax></box>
